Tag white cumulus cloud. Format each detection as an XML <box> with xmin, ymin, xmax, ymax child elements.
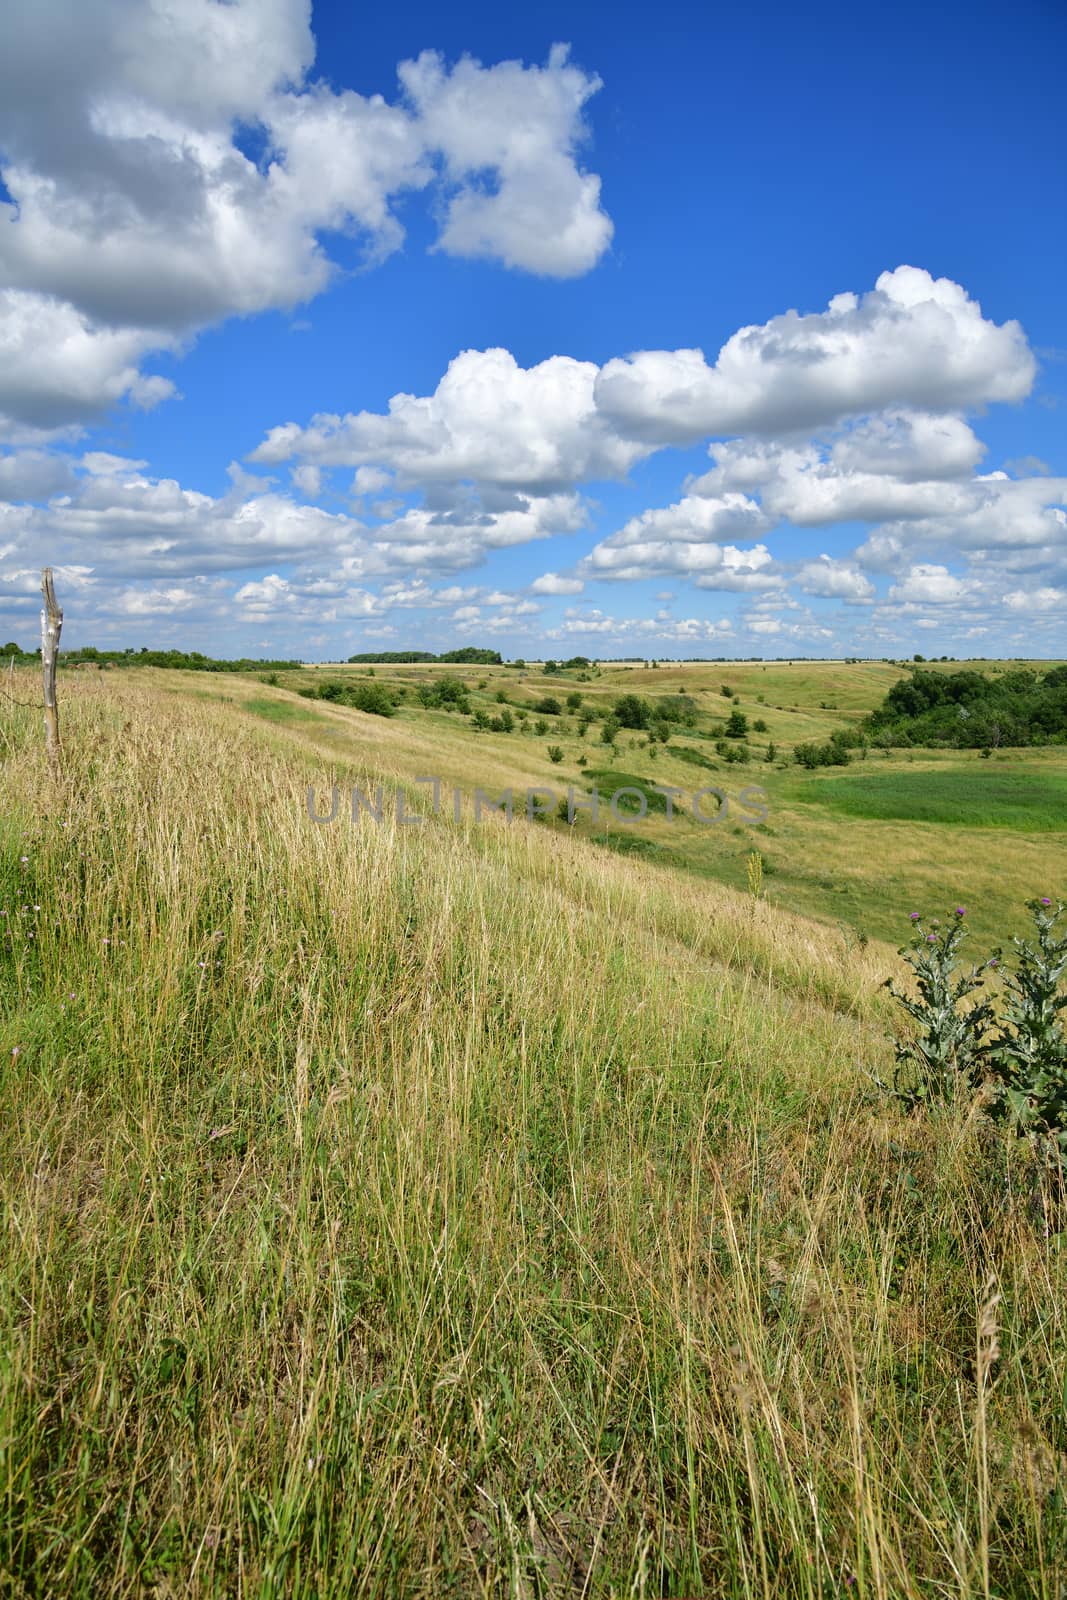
<box><xmin>252</xmin><ymin>347</ymin><xmax>646</xmax><ymax>490</ymax></box>
<box><xmin>530</xmin><ymin>571</ymin><xmax>585</xmax><ymax>595</ymax></box>
<box><xmin>594</xmin><ymin>267</ymin><xmax>1035</xmax><ymax>444</ymax></box>
<box><xmin>0</xmin><ymin>3</ymin><xmax>612</xmax><ymax>432</ymax></box>
<box><xmin>399</xmin><ymin>44</ymin><xmax>612</xmax><ymax>277</ymax></box>
<box><xmin>795</xmin><ymin>556</ymin><xmax>875</xmax><ymax>601</ymax></box>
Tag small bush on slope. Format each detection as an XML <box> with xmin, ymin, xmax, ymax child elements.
<box><xmin>884</xmin><ymin>900</ymin><xmax>1067</xmax><ymax>1166</ymax></box>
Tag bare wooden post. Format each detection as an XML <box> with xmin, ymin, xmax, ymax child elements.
<box><xmin>41</xmin><ymin>568</ymin><xmax>63</xmax><ymax>775</ymax></box>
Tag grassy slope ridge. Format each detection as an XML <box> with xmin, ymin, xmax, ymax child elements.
<box><xmin>241</xmin><ymin>657</ymin><xmax>1067</xmax><ymax>950</ymax></box>
<box><xmin>0</xmin><ymin>675</ymin><xmax>1064</xmax><ymax>1597</ymax></box>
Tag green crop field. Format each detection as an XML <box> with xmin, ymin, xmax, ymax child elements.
<box><xmin>1</xmin><ymin>659</ymin><xmax>1065</xmax><ymax>1598</ymax></box>
<box><xmin>782</xmin><ymin>767</ymin><xmax>1067</xmax><ymax>831</ymax></box>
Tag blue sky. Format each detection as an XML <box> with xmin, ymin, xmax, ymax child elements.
<box><xmin>1</xmin><ymin>0</ymin><xmax>1064</xmax><ymax>658</ymax></box>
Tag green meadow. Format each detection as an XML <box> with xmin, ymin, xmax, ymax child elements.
<box><xmin>782</xmin><ymin>768</ymin><xmax>1067</xmax><ymax>831</ymax></box>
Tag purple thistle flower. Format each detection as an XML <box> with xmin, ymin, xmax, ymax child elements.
<box><xmin>1041</xmin><ymin>897</ymin><xmax>1052</xmax><ymax>906</ymax></box>
<box><xmin>955</xmin><ymin>907</ymin><xmax>966</xmax><ymax>917</ymax></box>
<box><xmin>910</xmin><ymin>912</ymin><xmax>921</xmax><ymax>921</ymax></box>
<box><xmin>927</xmin><ymin>934</ymin><xmax>937</xmax><ymax>943</ymax></box>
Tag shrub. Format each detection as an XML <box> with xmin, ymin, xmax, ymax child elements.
<box><xmin>418</xmin><ymin>675</ymin><xmax>470</xmax><ymax>713</ymax></box>
<box><xmin>656</xmin><ymin>693</ymin><xmax>697</xmax><ymax>726</ymax></box>
<box><xmin>725</xmin><ymin>708</ymin><xmax>749</xmax><ymax>738</ymax></box>
<box><xmin>831</xmin><ymin>726</ymin><xmax>865</xmax><ymax>751</ymax></box>
<box><xmin>344</xmin><ymin>683</ymin><xmax>396</xmax><ymax>718</ymax></box>
<box><xmin>547</xmin><ymin>745</ymin><xmax>564</xmax><ymax>764</ymax></box>
<box><xmin>881</xmin><ymin>909</ymin><xmax>997</xmax><ymax>1110</ymax></box>
<box><xmin>535</xmin><ymin>695</ymin><xmax>562</xmax><ymax>716</ymax></box>
<box><xmin>566</xmin><ymin>691</ymin><xmax>583</xmax><ymax>710</ymax></box>
<box><xmin>752</xmin><ymin>717</ymin><xmax>768</xmax><ymax>733</ymax></box>
<box><xmin>881</xmin><ymin>900</ymin><xmax>1067</xmax><ymax>1166</ymax></box>
<box><xmin>613</xmin><ymin>694</ymin><xmax>649</xmax><ymax>729</ymax></box>
<box><xmin>302</xmin><ymin>680</ymin><xmax>396</xmax><ymax>717</ymax></box>
<box><xmin>794</xmin><ymin>740</ymin><xmax>849</xmax><ymax>768</ymax></box>
<box><xmin>988</xmin><ymin>900</ymin><xmax>1067</xmax><ymax>1156</ymax></box>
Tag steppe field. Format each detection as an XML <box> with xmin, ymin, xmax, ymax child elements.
<box><xmin>2</xmin><ymin>657</ymin><xmax>1065</xmax><ymax>1598</ymax></box>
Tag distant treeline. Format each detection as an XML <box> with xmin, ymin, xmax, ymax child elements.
<box><xmin>347</xmin><ymin>647</ymin><xmax>503</xmax><ymax>665</ymax></box>
<box><xmin>865</xmin><ymin>666</ymin><xmax>1067</xmax><ymax>748</ymax></box>
<box><xmin>0</xmin><ymin>644</ymin><xmax>303</xmax><ymax>672</ymax></box>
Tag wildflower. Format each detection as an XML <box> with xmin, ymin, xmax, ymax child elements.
<box><xmin>910</xmin><ymin>912</ymin><xmax>921</xmax><ymax>921</ymax></box>
<box><xmin>1041</xmin><ymin>897</ymin><xmax>1052</xmax><ymax>906</ymax></box>
<box><xmin>955</xmin><ymin>907</ymin><xmax>966</xmax><ymax>917</ymax></box>
<box><xmin>927</xmin><ymin>934</ymin><xmax>937</xmax><ymax>943</ymax></box>
<box><xmin>11</xmin><ymin>1046</ymin><xmax>20</xmax><ymax>1058</ymax></box>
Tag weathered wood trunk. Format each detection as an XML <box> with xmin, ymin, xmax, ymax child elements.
<box><xmin>41</xmin><ymin>568</ymin><xmax>63</xmax><ymax>776</ymax></box>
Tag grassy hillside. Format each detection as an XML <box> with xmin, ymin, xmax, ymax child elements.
<box><xmin>185</xmin><ymin>656</ymin><xmax>1067</xmax><ymax>951</ymax></box>
<box><xmin>1</xmin><ymin>671</ymin><xmax>1065</xmax><ymax>1596</ymax></box>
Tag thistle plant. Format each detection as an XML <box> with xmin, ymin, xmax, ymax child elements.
<box><xmin>882</xmin><ymin>908</ymin><xmax>998</xmax><ymax>1111</ymax></box>
<box><xmin>988</xmin><ymin>899</ymin><xmax>1067</xmax><ymax>1157</ymax></box>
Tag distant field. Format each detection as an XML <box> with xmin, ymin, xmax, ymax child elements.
<box><xmin>785</xmin><ymin>766</ymin><xmax>1067</xmax><ymax>831</ymax></box>
<box><xmin>166</xmin><ymin>657</ymin><xmax>1067</xmax><ymax>947</ymax></box>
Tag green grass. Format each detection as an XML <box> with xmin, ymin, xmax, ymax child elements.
<box><xmin>786</xmin><ymin>766</ymin><xmax>1067</xmax><ymax>831</ymax></box>
<box><xmin>666</xmin><ymin>743</ymin><xmax>722</xmax><ymax>772</ymax></box>
<box><xmin>243</xmin><ymin>695</ymin><xmax>322</xmax><ymax>723</ymax></box>
<box><xmin>586</xmin><ymin>768</ymin><xmax>672</xmax><ymax>816</ymax></box>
